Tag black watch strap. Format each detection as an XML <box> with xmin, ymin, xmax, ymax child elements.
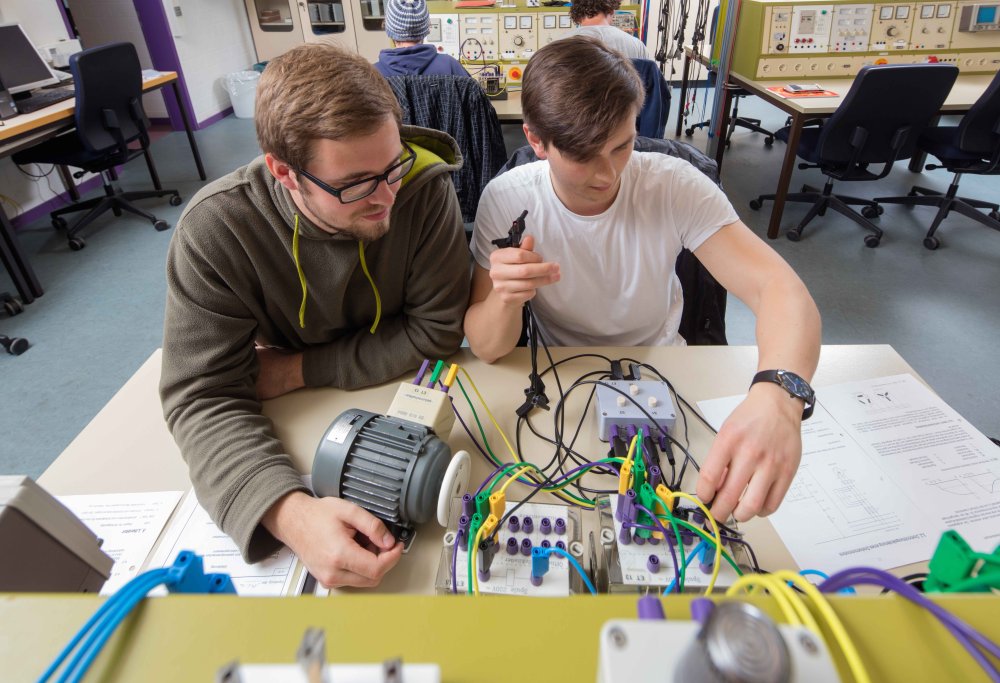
<box><xmin>751</xmin><ymin>369</ymin><xmax>815</xmax><ymax>420</ymax></box>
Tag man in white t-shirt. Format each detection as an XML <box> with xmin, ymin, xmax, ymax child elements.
<box><xmin>562</xmin><ymin>0</ymin><xmax>650</xmax><ymax>60</ymax></box>
<box><xmin>466</xmin><ymin>36</ymin><xmax>822</xmax><ymax>525</ymax></box>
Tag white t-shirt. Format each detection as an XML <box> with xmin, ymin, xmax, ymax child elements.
<box><xmin>568</xmin><ymin>25</ymin><xmax>650</xmax><ymax>60</ymax></box>
<box><xmin>471</xmin><ymin>152</ymin><xmax>740</xmax><ymax>347</ymax></box>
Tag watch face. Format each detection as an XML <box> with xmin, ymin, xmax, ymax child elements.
<box><xmin>778</xmin><ymin>371</ymin><xmax>814</xmax><ymax>401</ymax></box>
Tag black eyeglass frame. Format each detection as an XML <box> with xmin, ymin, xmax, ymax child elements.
<box><xmin>295</xmin><ymin>141</ymin><xmax>417</xmax><ymax>204</ymax></box>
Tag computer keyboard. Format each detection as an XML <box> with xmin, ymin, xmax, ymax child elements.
<box><xmin>16</xmin><ymin>87</ymin><xmax>75</xmax><ymax>115</ymax></box>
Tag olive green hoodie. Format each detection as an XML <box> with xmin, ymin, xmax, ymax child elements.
<box><xmin>159</xmin><ymin>125</ymin><xmax>470</xmax><ymax>561</ymax></box>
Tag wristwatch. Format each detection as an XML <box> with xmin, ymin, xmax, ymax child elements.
<box><xmin>750</xmin><ymin>369</ymin><xmax>815</xmax><ymax>420</ymax></box>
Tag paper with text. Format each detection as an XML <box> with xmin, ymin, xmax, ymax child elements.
<box><xmin>697</xmin><ymin>374</ymin><xmax>1000</xmax><ymax>571</ymax></box>
<box><xmin>58</xmin><ymin>491</ymin><xmax>184</xmax><ymax>595</ymax></box>
<box><xmin>147</xmin><ymin>489</ymin><xmax>305</xmax><ymax>596</ymax></box>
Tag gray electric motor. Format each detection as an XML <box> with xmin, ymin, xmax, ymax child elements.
<box><xmin>312</xmin><ymin>409</ymin><xmax>453</xmax><ymax>540</ymax></box>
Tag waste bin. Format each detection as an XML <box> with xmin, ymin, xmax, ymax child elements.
<box><xmin>223</xmin><ymin>71</ymin><xmax>261</xmax><ymax>119</ymax></box>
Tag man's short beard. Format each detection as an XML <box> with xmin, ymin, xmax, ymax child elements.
<box><xmin>299</xmin><ymin>189</ymin><xmax>392</xmax><ymax>242</ymax></box>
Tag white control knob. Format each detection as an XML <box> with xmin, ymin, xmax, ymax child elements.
<box><xmin>887</xmin><ymin>26</ymin><xmax>899</xmax><ymax>36</ymax></box>
<box><xmin>648</xmin><ymin>396</ymin><xmax>658</xmax><ymax>408</ymax></box>
<box><xmin>629</xmin><ymin>384</ymin><xmax>640</xmax><ymax>396</ymax></box>
<box><xmin>513</xmin><ymin>35</ymin><xmax>524</xmax><ymax>46</ymax></box>
<box><xmin>617</xmin><ymin>396</ymin><xmax>626</xmax><ymax>407</ymax></box>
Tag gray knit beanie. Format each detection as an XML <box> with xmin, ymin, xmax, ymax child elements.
<box><xmin>384</xmin><ymin>0</ymin><xmax>430</xmax><ymax>42</ymax></box>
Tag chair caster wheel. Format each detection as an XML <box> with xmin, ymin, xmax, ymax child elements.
<box><xmin>68</xmin><ymin>237</ymin><xmax>86</xmax><ymax>251</ymax></box>
<box><xmin>786</xmin><ymin>230</ymin><xmax>802</xmax><ymax>242</ymax></box>
<box><xmin>684</xmin><ymin>127</ymin><xmax>694</xmax><ymax>137</ymax></box>
<box><xmin>0</xmin><ymin>334</ymin><xmax>29</xmax><ymax>355</ymax></box>
<box><xmin>3</xmin><ymin>297</ymin><xmax>24</xmax><ymax>316</ymax></box>
<box><xmin>169</xmin><ymin>194</ymin><xmax>183</xmax><ymax>206</ymax></box>
<box><xmin>764</xmin><ymin>137</ymin><xmax>774</xmax><ymax>147</ymax></box>
<box><xmin>749</xmin><ymin>199</ymin><xmax>763</xmax><ymax>210</ymax></box>
<box><xmin>923</xmin><ymin>236</ymin><xmax>940</xmax><ymax>250</ymax></box>
<box><xmin>154</xmin><ymin>220</ymin><xmax>170</xmax><ymax>232</ymax></box>
<box><xmin>52</xmin><ymin>216</ymin><xmax>68</xmax><ymax>231</ymax></box>
<box><xmin>861</xmin><ymin>205</ymin><xmax>882</xmax><ymax>219</ymax></box>
<box><xmin>864</xmin><ymin>234</ymin><xmax>881</xmax><ymax>248</ymax></box>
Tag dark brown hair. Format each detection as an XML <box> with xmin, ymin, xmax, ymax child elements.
<box><xmin>522</xmin><ymin>36</ymin><xmax>644</xmax><ymax>162</ymax></box>
<box><xmin>255</xmin><ymin>44</ymin><xmax>402</xmax><ymax>170</ymax></box>
<box><xmin>569</xmin><ymin>0</ymin><xmax>622</xmax><ymax>24</ymax></box>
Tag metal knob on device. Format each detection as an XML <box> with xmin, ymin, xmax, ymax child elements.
<box><xmin>674</xmin><ymin>601</ymin><xmax>791</xmax><ymax>683</ymax></box>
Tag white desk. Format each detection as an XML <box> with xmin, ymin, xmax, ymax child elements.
<box><xmin>40</xmin><ymin>344</ymin><xmax>926</xmax><ymax>594</ymax></box>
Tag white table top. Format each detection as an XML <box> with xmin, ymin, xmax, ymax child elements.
<box><xmin>40</xmin><ymin>344</ymin><xmax>923</xmax><ymax>593</ymax></box>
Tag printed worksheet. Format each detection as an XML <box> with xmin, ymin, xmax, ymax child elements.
<box><xmin>58</xmin><ymin>491</ymin><xmax>184</xmax><ymax>595</ymax></box>
<box><xmin>697</xmin><ymin>374</ymin><xmax>1000</xmax><ymax>572</ymax></box>
<box><xmin>146</xmin><ymin>489</ymin><xmax>305</xmax><ymax>596</ymax></box>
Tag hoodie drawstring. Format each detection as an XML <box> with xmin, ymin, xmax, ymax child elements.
<box><xmin>292</xmin><ymin>213</ymin><xmax>308</xmax><ymax>328</ymax></box>
<box><xmin>358</xmin><ymin>241</ymin><xmax>382</xmax><ymax>334</ymax></box>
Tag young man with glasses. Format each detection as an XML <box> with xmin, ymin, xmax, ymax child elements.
<box><xmin>466</xmin><ymin>37</ymin><xmax>821</xmax><ymax>527</ymax></box>
<box><xmin>160</xmin><ymin>44</ymin><xmax>469</xmax><ymax>589</ymax></box>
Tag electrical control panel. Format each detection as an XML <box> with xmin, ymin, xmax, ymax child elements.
<box><xmin>870</xmin><ymin>3</ymin><xmax>915</xmax><ymax>49</ymax></box>
<box><xmin>435</xmin><ymin>500</ymin><xmax>586</xmax><ymax>595</ymax></box>
<box><xmin>729</xmin><ymin>0</ymin><xmax>1000</xmax><ymax>78</ymax></box>
<box><xmin>594</xmin><ymin>380</ymin><xmax>677</xmax><ymax>442</ymax></box>
<box><xmin>538</xmin><ymin>12</ymin><xmax>574</xmax><ymax>47</ymax></box>
<box><xmin>594</xmin><ymin>495</ymin><xmax>749</xmax><ymax>593</ymax></box>
<box><xmin>830</xmin><ymin>4</ymin><xmax>875</xmax><ymax>51</ymax></box>
<box><xmin>499</xmin><ymin>13</ymin><xmax>538</xmax><ymax>59</ymax></box>
<box><xmin>459</xmin><ymin>13</ymin><xmax>499</xmax><ymax>61</ymax></box>
<box><xmin>763</xmin><ymin>5</ymin><xmax>793</xmax><ymax>52</ymax></box>
<box><xmin>789</xmin><ymin>4</ymin><xmax>834</xmax><ymax>51</ymax></box>
<box><xmin>953</xmin><ymin>1</ymin><xmax>1000</xmax><ymax>46</ymax></box>
<box><xmin>427</xmin><ymin>13</ymin><xmax>460</xmax><ymax>59</ymax></box>
<box><xmin>911</xmin><ymin>3</ymin><xmax>956</xmax><ymax>48</ymax></box>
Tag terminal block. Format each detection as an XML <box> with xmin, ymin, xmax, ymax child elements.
<box><xmin>593</xmin><ymin>495</ymin><xmax>750</xmax><ymax>593</ymax></box>
<box><xmin>435</xmin><ymin>499</ymin><xmax>586</xmax><ymax>596</ymax></box>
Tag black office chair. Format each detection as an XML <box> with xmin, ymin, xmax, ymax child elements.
<box><xmin>684</xmin><ymin>6</ymin><xmax>776</xmax><ymax>148</ymax></box>
<box><xmin>12</xmin><ymin>42</ymin><xmax>181</xmax><ymax>251</ymax></box>
<box><xmin>873</xmin><ymin>70</ymin><xmax>1000</xmax><ymax>250</ymax></box>
<box><xmin>749</xmin><ymin>64</ymin><xmax>959</xmax><ymax>247</ymax></box>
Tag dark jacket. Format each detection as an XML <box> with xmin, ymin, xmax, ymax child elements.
<box><xmin>375</xmin><ymin>44</ymin><xmax>469</xmax><ymax>78</ymax></box>
<box><xmin>631</xmin><ymin>59</ymin><xmax>671</xmax><ymax>140</ymax></box>
<box><xmin>160</xmin><ymin>126</ymin><xmax>470</xmax><ymax>561</ymax></box>
<box><xmin>499</xmin><ymin>137</ymin><xmax>729</xmax><ymax>346</ymax></box>
<box><xmin>387</xmin><ymin>74</ymin><xmax>507</xmax><ymax>223</ymax></box>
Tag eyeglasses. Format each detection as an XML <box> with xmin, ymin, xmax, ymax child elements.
<box><xmin>295</xmin><ymin>141</ymin><xmax>417</xmax><ymax>204</ymax></box>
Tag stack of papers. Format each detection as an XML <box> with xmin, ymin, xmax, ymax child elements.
<box><xmin>698</xmin><ymin>374</ymin><xmax>1000</xmax><ymax>572</ymax></box>
<box><xmin>59</xmin><ymin>488</ymin><xmax>305</xmax><ymax>597</ymax></box>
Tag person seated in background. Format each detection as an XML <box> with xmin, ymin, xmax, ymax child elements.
<box><xmin>465</xmin><ymin>36</ymin><xmax>821</xmax><ymax>528</ymax></box>
<box><xmin>374</xmin><ymin>0</ymin><xmax>468</xmax><ymax>77</ymax></box>
<box><xmin>160</xmin><ymin>44</ymin><xmax>470</xmax><ymax>589</ymax></box>
<box><xmin>561</xmin><ymin>0</ymin><xmax>651</xmax><ymax>60</ymax></box>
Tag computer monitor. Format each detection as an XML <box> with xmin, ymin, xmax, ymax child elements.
<box><xmin>0</xmin><ymin>24</ymin><xmax>61</xmax><ymax>96</ymax></box>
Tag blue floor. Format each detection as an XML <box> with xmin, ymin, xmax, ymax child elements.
<box><xmin>2</xmin><ymin>94</ymin><xmax>999</xmax><ymax>479</ymax></box>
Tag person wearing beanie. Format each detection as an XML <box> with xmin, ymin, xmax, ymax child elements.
<box><xmin>374</xmin><ymin>0</ymin><xmax>469</xmax><ymax>77</ymax></box>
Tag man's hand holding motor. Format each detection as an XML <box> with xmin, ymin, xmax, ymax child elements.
<box><xmin>263</xmin><ymin>491</ymin><xmax>403</xmax><ymax>589</ymax></box>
